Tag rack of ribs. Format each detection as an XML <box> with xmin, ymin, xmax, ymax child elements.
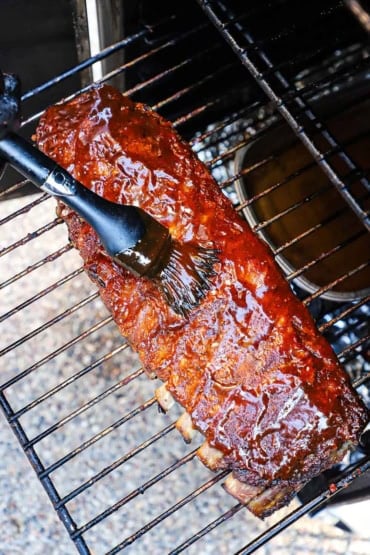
<box><xmin>36</xmin><ymin>85</ymin><xmax>368</xmax><ymax>518</ymax></box>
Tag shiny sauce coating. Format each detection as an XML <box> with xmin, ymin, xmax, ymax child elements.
<box><xmin>36</xmin><ymin>86</ymin><xmax>368</xmax><ymax>514</ymax></box>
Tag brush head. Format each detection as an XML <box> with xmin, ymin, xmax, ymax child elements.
<box><xmin>153</xmin><ymin>240</ymin><xmax>219</xmax><ymax>317</ymax></box>
<box><xmin>112</xmin><ymin>207</ymin><xmax>218</xmax><ymax>316</ymax></box>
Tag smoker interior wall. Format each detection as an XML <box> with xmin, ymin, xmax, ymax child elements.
<box><xmin>0</xmin><ymin>0</ymin><xmax>79</xmax><ymax>194</ymax></box>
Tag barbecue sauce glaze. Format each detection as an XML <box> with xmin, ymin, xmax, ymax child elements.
<box><xmin>36</xmin><ymin>86</ymin><xmax>368</xmax><ymax>517</ymax></box>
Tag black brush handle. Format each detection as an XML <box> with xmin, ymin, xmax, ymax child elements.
<box><xmin>0</xmin><ymin>132</ymin><xmax>145</xmax><ymax>255</ymax></box>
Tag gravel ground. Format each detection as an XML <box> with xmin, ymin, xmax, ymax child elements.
<box><xmin>0</xmin><ymin>194</ymin><xmax>369</xmax><ymax>554</ymax></box>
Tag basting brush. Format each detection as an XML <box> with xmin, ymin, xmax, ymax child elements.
<box><xmin>0</xmin><ymin>71</ymin><xmax>218</xmax><ymax>317</ymax></box>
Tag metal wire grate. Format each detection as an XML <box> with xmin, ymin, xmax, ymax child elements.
<box><xmin>197</xmin><ymin>0</ymin><xmax>370</xmax><ymax>231</ymax></box>
<box><xmin>0</xmin><ymin>3</ymin><xmax>369</xmax><ymax>554</ymax></box>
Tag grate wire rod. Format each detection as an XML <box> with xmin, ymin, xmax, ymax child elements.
<box><xmin>271</xmin><ymin>196</ymin><xmax>368</xmax><ymax>257</ymax></box>
<box><xmin>24</xmin><ymin>357</ymin><xmax>139</xmax><ymax>448</ymax></box>
<box><xmin>0</xmin><ymin>267</ymin><xmax>84</xmax><ymax>324</ymax></box>
<box><xmin>0</xmin><ymin>243</ymin><xmax>72</xmax><ymax>290</ymax></box>
<box><xmin>338</xmin><ymin>333</ymin><xmax>370</xmax><ymax>360</ymax></box>
<box><xmin>0</xmin><ymin>217</ymin><xmax>62</xmax><ymax>258</ymax></box>
<box><xmin>331</xmin><ymin>317</ymin><xmax>369</xmax><ymax>346</ymax></box>
<box><xmin>21</xmin><ymin>26</ymin><xmax>151</xmax><ymax>101</ymax></box>
<box><xmin>0</xmin><ymin>391</ymin><xmax>90</xmax><ymax>555</ymax></box>
<box><xmin>0</xmin><ymin>315</ymin><xmax>112</xmax><ymax>392</ymax></box>
<box><xmin>126</xmin><ymin>43</ymin><xmax>220</xmax><ymax>97</ymax></box>
<box><xmin>222</xmin><ymin>158</ymin><xmax>274</xmax><ymax>189</ymax></box>
<box><xmin>345</xmin><ymin>0</ymin><xmax>370</xmax><ymax>32</ymax></box>
<box><xmin>340</xmin><ymin>348</ymin><xmax>370</xmax><ymax>367</ymax></box>
<box><xmin>173</xmin><ymin>82</ymin><xmax>259</xmax><ymax>128</ymax></box>
<box><xmin>106</xmin><ymin>470</ymin><xmax>230</xmax><ymax>554</ymax></box>
<box><xmin>233</xmin><ymin>158</ymin><xmax>312</xmax><ymax>202</ymax></box>
<box><xmin>173</xmin><ymin>99</ymin><xmax>219</xmax><ymax>127</ymax></box>
<box><xmin>209</xmin><ymin>135</ymin><xmax>252</xmax><ymax>168</ymax></box>
<box><xmin>190</xmin><ymin>101</ymin><xmax>262</xmax><ymax>146</ymax></box>
<box><xmin>72</xmin><ymin>449</ymin><xmax>198</xmax><ymax>540</ymax></box>
<box><xmin>21</xmin><ymin>22</ymin><xmax>209</xmax><ymax>127</ymax></box>
<box><xmin>57</xmin><ymin>421</ymin><xmax>177</xmax><ymax>508</ymax></box>
<box><xmin>303</xmin><ymin>259</ymin><xmax>370</xmax><ymax>305</ymax></box>
<box><xmin>353</xmin><ymin>373</ymin><xmax>370</xmax><ymax>388</ymax></box>
<box><xmin>254</xmin><ymin>184</ymin><xmax>333</xmax><ymax>232</ymax></box>
<box><xmin>12</xmin><ymin>343</ymin><xmax>131</xmax><ymax>422</ymax></box>
<box><xmin>324</xmin><ymin>316</ymin><xmax>369</xmax><ymax>345</ymax></box>
<box><xmin>169</xmin><ymin>503</ymin><xmax>244</xmax><ymax>555</ymax></box>
<box><xmin>197</xmin><ymin>122</ymin><xmax>259</xmax><ymax>156</ymax></box>
<box><xmin>319</xmin><ymin>295</ymin><xmax>370</xmax><ymax>332</ymax></box>
<box><xmin>0</xmin><ymin>192</ymin><xmax>48</xmax><ymax>226</ymax></box>
<box><xmin>197</xmin><ymin>0</ymin><xmax>288</xmax><ymax>39</ymax></box>
<box><xmin>0</xmin><ymin>178</ymin><xmax>29</xmax><ymax>198</ymax></box>
<box><xmin>40</xmin><ymin>397</ymin><xmax>157</xmax><ymax>477</ymax></box>
<box><xmin>61</xmin><ymin>33</ymin><xmax>221</xmax><ymax>124</ymax></box>
<box><xmin>264</xmin><ymin>188</ymin><xmax>370</xmax><ymax>261</ymax></box>
<box><xmin>222</xmin><ymin>0</ymin><xmax>360</xmax><ymax>77</ymax></box>
<box><xmin>286</xmin><ymin>229</ymin><xmax>367</xmax><ymax>282</ymax></box>
<box><xmin>152</xmin><ymin>62</ymin><xmax>236</xmax><ymax>111</ymax></box>
<box><xmin>0</xmin><ymin>292</ymin><xmax>99</xmax><ymax>358</ymax></box>
<box><xmin>233</xmin><ymin>455</ymin><xmax>370</xmax><ymax>555</ymax></box>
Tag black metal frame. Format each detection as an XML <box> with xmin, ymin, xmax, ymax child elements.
<box><xmin>0</xmin><ymin>2</ymin><xmax>369</xmax><ymax>554</ymax></box>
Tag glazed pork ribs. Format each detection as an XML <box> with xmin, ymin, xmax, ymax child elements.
<box><xmin>36</xmin><ymin>85</ymin><xmax>368</xmax><ymax>518</ymax></box>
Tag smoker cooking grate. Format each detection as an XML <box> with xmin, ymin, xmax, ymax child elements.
<box><xmin>197</xmin><ymin>0</ymin><xmax>370</xmax><ymax>231</ymax></box>
<box><xmin>0</xmin><ymin>2</ymin><xmax>370</xmax><ymax>554</ymax></box>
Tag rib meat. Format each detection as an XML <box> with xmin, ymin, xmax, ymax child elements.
<box><xmin>36</xmin><ymin>85</ymin><xmax>368</xmax><ymax>517</ymax></box>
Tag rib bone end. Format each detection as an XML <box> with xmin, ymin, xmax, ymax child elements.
<box><xmin>197</xmin><ymin>441</ymin><xmax>226</xmax><ymax>470</ymax></box>
<box><xmin>155</xmin><ymin>383</ymin><xmax>175</xmax><ymax>412</ymax></box>
<box><xmin>223</xmin><ymin>473</ymin><xmax>264</xmax><ymax>505</ymax></box>
<box><xmin>176</xmin><ymin>412</ymin><xmax>196</xmax><ymax>443</ymax></box>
